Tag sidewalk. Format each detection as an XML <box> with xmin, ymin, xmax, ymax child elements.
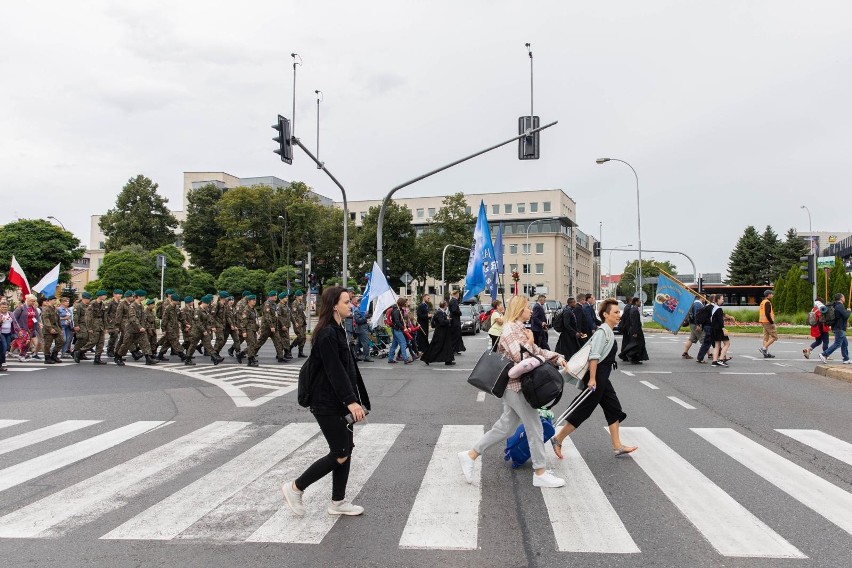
<box><xmin>814</xmin><ymin>364</ymin><xmax>852</xmax><ymax>384</ymax></box>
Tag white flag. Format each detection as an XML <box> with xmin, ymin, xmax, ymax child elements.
<box><xmin>367</xmin><ymin>261</ymin><xmax>398</xmax><ymax>328</ymax></box>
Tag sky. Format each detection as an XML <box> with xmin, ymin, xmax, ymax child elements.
<box><xmin>2</xmin><ymin>1</ymin><xmax>851</xmax><ymax>278</ymax></box>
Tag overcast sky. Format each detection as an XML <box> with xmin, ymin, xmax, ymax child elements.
<box><xmin>2</xmin><ymin>1</ymin><xmax>850</xmax><ymax>278</ymax></box>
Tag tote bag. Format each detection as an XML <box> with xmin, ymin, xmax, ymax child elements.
<box><xmin>467</xmin><ymin>343</ymin><xmax>512</xmax><ymax>397</ymax></box>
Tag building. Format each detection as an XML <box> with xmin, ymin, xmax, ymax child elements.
<box><xmin>343</xmin><ymin>189</ymin><xmax>599</xmax><ymax>300</ymax></box>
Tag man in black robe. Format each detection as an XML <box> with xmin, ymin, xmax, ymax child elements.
<box><xmin>448</xmin><ymin>290</ymin><xmax>465</xmax><ymax>354</ymax></box>
<box><xmin>416</xmin><ymin>294</ymin><xmax>431</xmax><ymax>355</ymax></box>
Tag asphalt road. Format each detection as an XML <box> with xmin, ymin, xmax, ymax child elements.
<box><xmin>0</xmin><ymin>329</ymin><xmax>850</xmax><ymax>568</ymax></box>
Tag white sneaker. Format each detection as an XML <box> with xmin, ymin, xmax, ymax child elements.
<box><xmin>457</xmin><ymin>450</ymin><xmax>475</xmax><ymax>484</ymax></box>
<box><xmin>328</xmin><ymin>500</ymin><xmax>364</xmax><ymax>516</ymax></box>
<box><xmin>818</xmin><ymin>353</ymin><xmax>828</xmax><ymax>364</ymax></box>
<box><xmin>532</xmin><ymin>470</ymin><xmax>565</xmax><ymax>488</ymax></box>
<box><xmin>843</xmin><ymin>360</ymin><xmax>852</xmax><ymax>365</ymax></box>
<box><xmin>282</xmin><ymin>481</ymin><xmax>305</xmax><ymax>516</ymax></box>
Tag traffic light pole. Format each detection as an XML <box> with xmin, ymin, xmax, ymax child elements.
<box><xmin>376</xmin><ymin>121</ymin><xmax>558</xmax><ymax>270</ymax></box>
<box><xmin>600</xmin><ymin>247</ymin><xmax>697</xmax><ymax>291</ymax></box>
<box><xmin>290</xmin><ymin>136</ymin><xmax>349</xmax><ymax>287</ymax></box>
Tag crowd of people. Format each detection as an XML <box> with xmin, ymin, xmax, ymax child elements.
<box><xmin>0</xmin><ymin>288</ymin><xmax>309</xmax><ymax>368</ymax></box>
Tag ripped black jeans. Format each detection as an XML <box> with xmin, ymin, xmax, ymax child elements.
<box><xmin>295</xmin><ymin>414</ymin><xmax>354</xmax><ymax>501</ymax></box>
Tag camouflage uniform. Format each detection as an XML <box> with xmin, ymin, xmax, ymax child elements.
<box><xmin>185</xmin><ymin>301</ymin><xmax>221</xmax><ymax>365</ymax></box>
<box><xmin>117</xmin><ymin>299</ymin><xmax>151</xmax><ymax>361</ymax></box>
<box><xmin>144</xmin><ymin>303</ymin><xmax>158</xmax><ymax>353</ymax></box>
<box><xmin>290</xmin><ymin>296</ymin><xmax>307</xmax><ymax>356</ymax></box>
<box><xmin>79</xmin><ymin>296</ymin><xmax>108</xmax><ymax>363</ymax></box>
<box><xmin>238</xmin><ymin>300</ymin><xmax>259</xmax><ymax>366</ymax></box>
<box><xmin>157</xmin><ymin>299</ymin><xmax>185</xmax><ymax>359</ymax></box>
<box><xmin>180</xmin><ymin>301</ymin><xmax>195</xmax><ymax>352</ymax></box>
<box><xmin>211</xmin><ymin>297</ymin><xmax>227</xmax><ymax>355</ymax></box>
<box><xmin>226</xmin><ymin>299</ymin><xmax>241</xmax><ymax>355</ymax></box>
<box><xmin>105</xmin><ymin>297</ymin><xmax>123</xmax><ymax>356</ymax></box>
<box><xmin>256</xmin><ymin>295</ymin><xmax>283</xmax><ymax>359</ymax></box>
<box><xmin>41</xmin><ymin>300</ymin><xmax>65</xmax><ymax>361</ymax></box>
<box><xmin>72</xmin><ymin>299</ymin><xmax>90</xmax><ymax>355</ymax></box>
<box><xmin>277</xmin><ymin>294</ymin><xmax>292</xmax><ymax>357</ymax></box>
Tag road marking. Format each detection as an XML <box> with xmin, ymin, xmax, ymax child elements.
<box><xmin>633</xmin><ymin>371</ymin><xmax>672</xmax><ymax>374</ymax></box>
<box><xmin>0</xmin><ymin>420</ymin><xmax>102</xmax><ymax>456</ymax></box>
<box><xmin>0</xmin><ymin>421</ymin><xmax>248</xmax><ymax>538</ymax></box>
<box><xmin>693</xmin><ymin>428</ymin><xmax>852</xmax><ymax>537</ymax></box>
<box><xmin>719</xmin><ymin>372</ymin><xmax>776</xmax><ymax>375</ymax></box>
<box><xmin>543</xmin><ymin>437</ymin><xmax>639</xmax><ymax>553</ymax></box>
<box><xmin>102</xmin><ymin>423</ymin><xmax>318</xmax><ymax>541</ymax></box>
<box><xmin>0</xmin><ymin>420</ymin><xmax>28</xmax><ymax>430</ymax></box>
<box><xmin>246</xmin><ymin>423</ymin><xmax>404</xmax><ymax>543</ymax></box>
<box><xmin>431</xmin><ymin>368</ymin><xmax>474</xmax><ymax>372</ymax></box>
<box><xmin>772</xmin><ymin>363</ymin><xmax>792</xmax><ymax>367</ymax></box>
<box><xmin>639</xmin><ymin>381</ymin><xmax>659</xmax><ymax>390</ymax></box>
<box><xmin>620</xmin><ymin>370</ymin><xmax>635</xmax><ymax>377</ymax></box>
<box><xmin>619</xmin><ymin>427</ymin><xmax>805</xmax><ymax>558</ymax></box>
<box><xmin>399</xmin><ymin>425</ymin><xmax>483</xmax><ymax>550</ymax></box>
<box><xmin>476</xmin><ymin>392</ymin><xmax>486</xmax><ymax>402</ymax></box>
<box><xmin>0</xmin><ymin>421</ymin><xmax>167</xmax><ymax>494</ymax></box>
<box><xmin>667</xmin><ymin>397</ymin><xmax>696</xmax><ymax>410</ymax></box>
<box><xmin>742</xmin><ymin>355</ymin><xmax>759</xmax><ymax>360</ymax></box>
<box><xmin>4</xmin><ymin>368</ymin><xmax>44</xmax><ymax>372</ymax></box>
<box><xmin>775</xmin><ymin>429</ymin><xmax>852</xmax><ymax>467</ymax></box>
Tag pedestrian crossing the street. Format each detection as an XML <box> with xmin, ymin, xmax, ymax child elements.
<box><xmin>0</xmin><ymin>418</ymin><xmax>850</xmax><ymax>558</ymax></box>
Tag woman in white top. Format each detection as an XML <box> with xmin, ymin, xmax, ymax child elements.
<box><xmin>487</xmin><ymin>299</ymin><xmax>504</xmax><ymax>348</ymax></box>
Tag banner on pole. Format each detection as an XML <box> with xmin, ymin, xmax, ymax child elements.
<box><xmin>651</xmin><ymin>272</ymin><xmax>696</xmax><ymax>334</ymax></box>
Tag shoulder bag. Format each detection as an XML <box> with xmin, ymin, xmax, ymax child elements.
<box><xmin>467</xmin><ymin>342</ymin><xmax>512</xmax><ymax>397</ymax></box>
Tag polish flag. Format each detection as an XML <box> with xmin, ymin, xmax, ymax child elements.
<box><xmin>8</xmin><ymin>256</ymin><xmax>31</xmax><ymax>296</ymax></box>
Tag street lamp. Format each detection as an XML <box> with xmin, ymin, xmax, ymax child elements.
<box><xmin>801</xmin><ymin>205</ymin><xmax>816</xmax><ymax>300</ymax></box>
<box><xmin>47</xmin><ymin>216</ymin><xmax>66</xmax><ymax>230</ymax></box>
<box><xmin>597</xmin><ymin>158</ymin><xmax>643</xmax><ymax>303</ymax></box>
<box><xmin>524</xmin><ymin>217</ymin><xmax>560</xmax><ymax>296</ymax></box>
<box><xmin>608</xmin><ymin>244</ymin><xmax>634</xmax><ymax>297</ymax></box>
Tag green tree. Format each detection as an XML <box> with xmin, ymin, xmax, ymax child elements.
<box><xmin>265</xmin><ymin>266</ymin><xmax>298</xmax><ymax>292</ymax></box>
<box><xmin>772</xmin><ymin>274</ymin><xmax>787</xmax><ymax>314</ymax></box>
<box><xmin>97</xmin><ymin>245</ymin><xmax>158</xmax><ymax>292</ymax></box>
<box><xmin>215</xmin><ymin>266</ymin><xmax>268</xmax><ymax>297</ymax></box>
<box><xmin>780</xmin><ymin>265</ymin><xmax>808</xmax><ymax>313</ymax></box>
<box><xmin>0</xmin><ymin>219</ymin><xmax>84</xmax><ymax>293</ymax></box>
<box><xmin>828</xmin><ymin>258</ymin><xmax>850</xmax><ymax>303</ymax></box>
<box><xmin>182</xmin><ymin>183</ymin><xmax>223</xmax><ymax>273</ymax></box>
<box><xmin>351</xmin><ymin>201</ymin><xmax>415</xmax><ymax>286</ymax></box>
<box><xmin>84</xmin><ymin>279</ymin><xmax>102</xmax><ymax>295</ymax></box>
<box><xmin>183</xmin><ymin>268</ymin><xmax>216</xmax><ymax>299</ymax></box>
<box><xmin>619</xmin><ymin>259</ymin><xmax>678</xmax><ymax>303</ymax></box>
<box><xmin>418</xmin><ymin>193</ymin><xmax>476</xmax><ymax>294</ymax></box>
<box><xmin>758</xmin><ymin>226</ymin><xmax>782</xmax><ymax>284</ymax></box>
<box><xmin>214</xmin><ymin>186</ymin><xmax>275</xmax><ymax>270</ymax></box>
<box><xmin>776</xmin><ymin>228</ymin><xmax>809</xmax><ymax>278</ymax></box>
<box><xmin>727</xmin><ymin>226</ymin><xmax>763</xmax><ymax>285</ymax></box>
<box><xmin>99</xmin><ymin>175</ymin><xmax>179</xmax><ymax>252</ymax></box>
<box><xmin>150</xmin><ymin>244</ymin><xmax>188</xmax><ymax>293</ymax></box>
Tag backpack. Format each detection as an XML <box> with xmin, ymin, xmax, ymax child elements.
<box><xmin>480</xmin><ymin>309</ymin><xmax>494</xmax><ymax>331</ymax></box>
<box><xmin>823</xmin><ymin>303</ymin><xmax>837</xmax><ymax>326</ymax></box>
<box><xmin>694</xmin><ymin>304</ymin><xmax>713</xmax><ymax>326</ymax></box>
<box><xmin>519</xmin><ymin>349</ymin><xmax>565</xmax><ymax>410</ymax></box>
<box><xmin>807</xmin><ymin>310</ymin><xmax>819</xmax><ymax>327</ymax></box>
<box><xmin>551</xmin><ymin>308</ymin><xmax>565</xmax><ymax>332</ymax></box>
<box><xmin>297</xmin><ymin>354</ymin><xmax>317</xmax><ymax>407</ymax></box>
<box><xmin>504</xmin><ymin>416</ymin><xmax>556</xmax><ymax>468</ymax></box>
<box><xmin>384</xmin><ymin>307</ymin><xmax>394</xmax><ymax>328</ymax></box>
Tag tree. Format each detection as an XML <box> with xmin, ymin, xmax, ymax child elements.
<box><xmin>214</xmin><ymin>186</ymin><xmax>275</xmax><ymax>270</ymax></box>
<box><xmin>0</xmin><ymin>219</ymin><xmax>85</xmax><ymax>294</ymax></box>
<box><xmin>618</xmin><ymin>259</ymin><xmax>678</xmax><ymax>302</ymax></box>
<box><xmin>150</xmin><ymin>244</ymin><xmax>188</xmax><ymax>293</ymax></box>
<box><xmin>418</xmin><ymin>193</ymin><xmax>476</xmax><ymax>294</ymax></box>
<box><xmin>183</xmin><ymin>268</ymin><xmax>216</xmax><ymax>299</ymax></box>
<box><xmin>758</xmin><ymin>226</ymin><xmax>782</xmax><ymax>284</ymax></box>
<box><xmin>97</xmin><ymin>245</ymin><xmax>158</xmax><ymax>292</ymax></box>
<box><xmin>727</xmin><ymin>226</ymin><xmax>763</xmax><ymax>285</ymax></box>
<box><xmin>182</xmin><ymin>183</ymin><xmax>223</xmax><ymax>273</ymax></box>
<box><xmin>265</xmin><ymin>266</ymin><xmax>298</xmax><ymax>292</ymax></box>
<box><xmin>84</xmin><ymin>279</ymin><xmax>102</xmax><ymax>295</ymax></box>
<box><xmin>828</xmin><ymin>258</ymin><xmax>850</xmax><ymax>303</ymax></box>
<box><xmin>99</xmin><ymin>175</ymin><xmax>179</xmax><ymax>252</ymax></box>
<box><xmin>351</xmin><ymin>201</ymin><xmax>416</xmax><ymax>286</ymax></box>
<box><xmin>215</xmin><ymin>267</ymin><xmax>268</xmax><ymax>297</ymax></box>
<box><xmin>776</xmin><ymin>228</ymin><xmax>809</xmax><ymax>278</ymax></box>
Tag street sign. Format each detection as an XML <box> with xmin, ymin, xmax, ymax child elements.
<box><xmin>155</xmin><ymin>254</ymin><xmax>166</xmax><ymax>268</ymax></box>
<box><xmin>644</xmin><ymin>277</ymin><xmax>659</xmax><ymax>285</ymax></box>
<box><xmin>400</xmin><ymin>271</ymin><xmax>413</xmax><ymax>285</ymax></box>
<box><xmin>639</xmin><ymin>291</ymin><xmax>648</xmax><ymax>304</ymax></box>
<box><xmin>817</xmin><ymin>256</ymin><xmax>836</xmax><ymax>269</ymax></box>
<box><xmin>676</xmin><ymin>274</ymin><xmax>696</xmax><ymax>283</ymax></box>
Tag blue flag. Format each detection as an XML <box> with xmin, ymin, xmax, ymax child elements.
<box><xmin>463</xmin><ymin>201</ymin><xmax>497</xmax><ymax>302</ymax></box>
<box><xmin>358</xmin><ymin>272</ymin><xmax>372</xmax><ymax>315</ymax></box>
<box><xmin>651</xmin><ymin>273</ymin><xmax>696</xmax><ymax>334</ymax></box>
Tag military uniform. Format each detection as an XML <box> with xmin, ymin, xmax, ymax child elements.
<box><xmin>116</xmin><ymin>292</ymin><xmax>156</xmax><ymax>365</ymax></box>
<box><xmin>277</xmin><ymin>293</ymin><xmax>292</xmax><ymax>358</ymax></box>
<box><xmin>211</xmin><ymin>294</ymin><xmax>228</xmax><ymax>355</ymax></box>
<box><xmin>180</xmin><ymin>299</ymin><xmax>195</xmax><ymax>352</ymax></box>
<box><xmin>41</xmin><ymin>299</ymin><xmax>65</xmax><ymax>363</ymax></box>
<box><xmin>238</xmin><ymin>297</ymin><xmax>259</xmax><ymax>367</ymax></box>
<box><xmin>105</xmin><ymin>292</ymin><xmax>124</xmax><ymax>356</ymax></box>
<box><xmin>226</xmin><ymin>298</ymin><xmax>241</xmax><ymax>356</ymax></box>
<box><xmin>72</xmin><ymin>297</ymin><xmax>90</xmax><ymax>359</ymax></box>
<box><xmin>157</xmin><ymin>296</ymin><xmax>185</xmax><ymax>360</ymax></box>
<box><xmin>185</xmin><ymin>296</ymin><xmax>223</xmax><ymax>365</ymax></box>
<box><xmin>144</xmin><ymin>301</ymin><xmax>158</xmax><ymax>353</ymax></box>
<box><xmin>78</xmin><ymin>292</ymin><xmax>108</xmax><ymax>363</ymax></box>
<box><xmin>290</xmin><ymin>295</ymin><xmax>307</xmax><ymax>357</ymax></box>
<box><xmin>256</xmin><ymin>293</ymin><xmax>284</xmax><ymax>360</ymax></box>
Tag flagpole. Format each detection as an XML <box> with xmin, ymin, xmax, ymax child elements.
<box><xmin>653</xmin><ymin>263</ymin><xmax>710</xmax><ymax>304</ymax></box>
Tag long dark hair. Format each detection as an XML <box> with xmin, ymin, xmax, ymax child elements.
<box><xmin>311</xmin><ymin>286</ymin><xmax>348</xmax><ymax>344</ymax></box>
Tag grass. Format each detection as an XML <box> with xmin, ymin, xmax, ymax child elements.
<box><xmin>643</xmin><ymin>321</ymin><xmax>810</xmax><ymax>335</ymax></box>
<box><xmin>725</xmin><ymin>309</ymin><xmax>810</xmax><ymax>325</ymax></box>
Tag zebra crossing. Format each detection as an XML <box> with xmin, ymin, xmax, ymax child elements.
<box><xmin>0</xmin><ymin>417</ymin><xmax>850</xmax><ymax>558</ymax></box>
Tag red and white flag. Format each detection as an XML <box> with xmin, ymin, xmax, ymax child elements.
<box><xmin>8</xmin><ymin>256</ymin><xmax>31</xmax><ymax>296</ymax></box>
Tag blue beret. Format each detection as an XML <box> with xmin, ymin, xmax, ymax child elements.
<box><xmin>184</xmin><ymin>296</ymin><xmax>194</xmax><ymax>303</ymax></box>
<box><xmin>267</xmin><ymin>290</ymin><xmax>277</xmax><ymax>297</ymax></box>
<box><xmin>135</xmin><ymin>289</ymin><xmax>147</xmax><ymax>297</ymax></box>
<box><xmin>81</xmin><ymin>292</ymin><xmax>92</xmax><ymax>299</ymax></box>
<box><xmin>218</xmin><ymin>291</ymin><xmax>229</xmax><ymax>298</ymax></box>
<box><xmin>123</xmin><ymin>291</ymin><xmax>134</xmax><ymax>298</ymax></box>
<box><xmin>96</xmin><ymin>290</ymin><xmax>108</xmax><ymax>297</ymax></box>
<box><xmin>200</xmin><ymin>294</ymin><xmax>213</xmax><ymax>304</ymax></box>
<box><xmin>295</xmin><ymin>290</ymin><xmax>303</xmax><ymax>296</ymax></box>
<box><xmin>246</xmin><ymin>294</ymin><xmax>257</xmax><ymax>301</ymax></box>
<box><xmin>145</xmin><ymin>299</ymin><xmax>155</xmax><ymax>305</ymax></box>
<box><xmin>278</xmin><ymin>292</ymin><xmax>288</xmax><ymax>300</ymax></box>
<box><xmin>170</xmin><ymin>294</ymin><xmax>181</xmax><ymax>301</ymax></box>
<box><xmin>114</xmin><ymin>289</ymin><xmax>123</xmax><ymax>295</ymax></box>
<box><xmin>164</xmin><ymin>288</ymin><xmax>175</xmax><ymax>295</ymax></box>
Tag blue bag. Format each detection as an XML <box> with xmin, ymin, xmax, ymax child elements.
<box><xmin>504</xmin><ymin>417</ymin><xmax>555</xmax><ymax>469</ymax></box>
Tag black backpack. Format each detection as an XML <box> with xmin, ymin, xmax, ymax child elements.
<box><xmin>551</xmin><ymin>308</ymin><xmax>565</xmax><ymax>332</ymax></box>
<box><xmin>694</xmin><ymin>304</ymin><xmax>713</xmax><ymax>326</ymax></box>
<box><xmin>520</xmin><ymin>357</ymin><xmax>565</xmax><ymax>410</ymax></box>
<box><xmin>297</xmin><ymin>355</ymin><xmax>318</xmax><ymax>407</ymax></box>
<box><xmin>823</xmin><ymin>303</ymin><xmax>838</xmax><ymax>326</ymax></box>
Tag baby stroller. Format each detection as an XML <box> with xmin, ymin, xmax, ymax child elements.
<box><xmin>368</xmin><ymin>325</ymin><xmax>390</xmax><ymax>359</ymax></box>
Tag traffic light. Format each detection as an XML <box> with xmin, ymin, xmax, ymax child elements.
<box><xmin>294</xmin><ymin>260</ymin><xmax>304</xmax><ymax>285</ymax></box>
<box><xmin>272</xmin><ymin>114</ymin><xmax>293</xmax><ymax>164</ymax></box>
<box><xmin>308</xmin><ymin>273</ymin><xmax>317</xmax><ymax>287</ymax></box>
<box><xmin>800</xmin><ymin>254</ymin><xmax>815</xmax><ymax>284</ymax></box>
<box><xmin>518</xmin><ymin>115</ymin><xmax>540</xmax><ymax>160</ymax></box>
<box><xmin>593</xmin><ymin>242</ymin><xmax>601</xmax><ymax>257</ymax></box>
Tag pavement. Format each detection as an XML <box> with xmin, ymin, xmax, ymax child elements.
<box><xmin>0</xmin><ymin>331</ymin><xmax>850</xmax><ymax>568</ymax></box>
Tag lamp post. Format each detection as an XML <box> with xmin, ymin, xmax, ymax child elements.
<box><xmin>47</xmin><ymin>216</ymin><xmax>66</xmax><ymax>231</ymax></box>
<box><xmin>608</xmin><ymin>245</ymin><xmax>633</xmax><ymax>297</ymax></box>
<box><xmin>801</xmin><ymin>205</ymin><xmax>816</xmax><ymax>301</ymax></box>
<box><xmin>314</xmin><ymin>90</ymin><xmax>323</xmax><ymax>168</ymax></box>
<box><xmin>524</xmin><ymin>217</ymin><xmax>559</xmax><ymax>297</ymax></box>
<box><xmin>441</xmin><ymin>244</ymin><xmax>470</xmax><ymax>298</ymax></box>
<box><xmin>597</xmin><ymin>158</ymin><xmax>643</xmax><ymax>304</ymax></box>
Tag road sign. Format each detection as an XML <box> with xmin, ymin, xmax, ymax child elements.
<box><xmin>155</xmin><ymin>254</ymin><xmax>166</xmax><ymax>268</ymax></box>
<box><xmin>644</xmin><ymin>277</ymin><xmax>659</xmax><ymax>285</ymax></box>
<box><xmin>817</xmin><ymin>256</ymin><xmax>835</xmax><ymax>269</ymax></box>
<box><xmin>400</xmin><ymin>272</ymin><xmax>413</xmax><ymax>285</ymax></box>
<box><xmin>639</xmin><ymin>291</ymin><xmax>648</xmax><ymax>304</ymax></box>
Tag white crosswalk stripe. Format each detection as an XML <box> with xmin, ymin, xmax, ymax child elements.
<box><xmin>0</xmin><ymin>418</ymin><xmax>849</xmax><ymax>557</ymax></box>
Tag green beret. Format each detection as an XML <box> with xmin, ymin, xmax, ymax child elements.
<box><xmin>246</xmin><ymin>294</ymin><xmax>257</xmax><ymax>301</ymax></box>
<box><xmin>295</xmin><ymin>290</ymin><xmax>303</xmax><ymax>296</ymax></box>
<box><xmin>135</xmin><ymin>289</ymin><xmax>147</xmax><ymax>297</ymax></box>
<box><xmin>242</xmin><ymin>290</ymin><xmax>251</xmax><ymax>296</ymax></box>
<box><xmin>227</xmin><ymin>296</ymin><xmax>234</xmax><ymax>301</ymax></box>
<box><xmin>267</xmin><ymin>290</ymin><xmax>277</xmax><ymax>297</ymax></box>
<box><xmin>113</xmin><ymin>289</ymin><xmax>123</xmax><ymax>295</ymax></box>
<box><xmin>184</xmin><ymin>296</ymin><xmax>194</xmax><ymax>303</ymax></box>
<box><xmin>170</xmin><ymin>294</ymin><xmax>181</xmax><ymax>301</ymax></box>
<box><xmin>145</xmin><ymin>299</ymin><xmax>155</xmax><ymax>305</ymax></box>
<box><xmin>96</xmin><ymin>290</ymin><xmax>108</xmax><ymax>297</ymax></box>
<box><xmin>278</xmin><ymin>292</ymin><xmax>288</xmax><ymax>300</ymax></box>
<box><xmin>81</xmin><ymin>292</ymin><xmax>92</xmax><ymax>299</ymax></box>
<box><xmin>218</xmin><ymin>291</ymin><xmax>229</xmax><ymax>298</ymax></box>
<box><xmin>124</xmin><ymin>291</ymin><xmax>134</xmax><ymax>298</ymax></box>
<box><xmin>200</xmin><ymin>294</ymin><xmax>213</xmax><ymax>304</ymax></box>
<box><xmin>164</xmin><ymin>288</ymin><xmax>175</xmax><ymax>295</ymax></box>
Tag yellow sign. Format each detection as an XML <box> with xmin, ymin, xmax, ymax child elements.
<box><xmin>829</xmin><ymin>235</ymin><xmax>837</xmax><ymax>244</ymax></box>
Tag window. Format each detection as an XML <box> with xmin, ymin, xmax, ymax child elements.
<box><xmin>428</xmin><ymin>207</ymin><xmax>436</xmax><ymax>217</ymax></box>
<box><xmin>509</xmin><ymin>244</ymin><xmax>518</xmax><ymax>254</ymax></box>
<box><xmin>350</xmin><ymin>212</ymin><xmax>356</xmax><ymax>221</ymax></box>
<box><xmin>360</xmin><ymin>211</ymin><xmax>366</xmax><ymax>220</ymax></box>
<box><xmin>543</xmin><ymin>201</ymin><xmax>551</xmax><ymax>212</ymax></box>
<box><xmin>465</xmin><ymin>206</ymin><xmax>471</xmax><ymax>214</ymax></box>
<box><xmin>504</xmin><ymin>203</ymin><xmax>513</xmax><ymax>214</ymax></box>
<box><xmin>535</xmin><ymin>263</ymin><xmax>544</xmax><ymax>274</ymax></box>
<box><xmin>529</xmin><ymin>202</ymin><xmax>538</xmax><ymax>213</ymax></box>
<box><xmin>522</xmin><ymin>243</ymin><xmax>530</xmax><ymax>254</ymax></box>
<box><xmin>98</xmin><ymin>241</ymin><xmax>105</xmax><ymax>249</ymax></box>
<box><xmin>416</xmin><ymin>208</ymin><xmax>424</xmax><ymax>218</ymax></box>
<box><xmin>517</xmin><ymin>203</ymin><xmax>526</xmax><ymax>214</ymax></box>
<box><xmin>510</xmin><ymin>263</ymin><xmax>518</xmax><ymax>274</ymax></box>
<box><xmin>522</xmin><ymin>264</ymin><xmax>531</xmax><ymax>274</ymax></box>
<box><xmin>492</xmin><ymin>204</ymin><xmax>500</xmax><ymax>215</ymax></box>
<box><xmin>535</xmin><ymin>243</ymin><xmax>544</xmax><ymax>254</ymax></box>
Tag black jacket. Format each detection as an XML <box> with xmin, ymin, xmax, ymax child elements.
<box><xmin>831</xmin><ymin>302</ymin><xmax>850</xmax><ymax>331</ymax></box>
<box><xmin>531</xmin><ymin>302</ymin><xmax>547</xmax><ymax>332</ymax></box>
<box><xmin>309</xmin><ymin>323</ymin><xmax>371</xmax><ymax>415</ymax></box>
<box><xmin>416</xmin><ymin>302</ymin><xmax>430</xmax><ymax>327</ymax></box>
<box><xmin>390</xmin><ymin>306</ymin><xmax>405</xmax><ymax>331</ymax></box>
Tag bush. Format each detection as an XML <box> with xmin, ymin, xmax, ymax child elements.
<box><xmin>726</xmin><ymin>309</ymin><xmax>759</xmax><ymax>323</ymax></box>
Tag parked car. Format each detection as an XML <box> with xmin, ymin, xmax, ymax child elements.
<box><xmin>543</xmin><ymin>299</ymin><xmax>562</xmax><ymax>326</ymax></box>
<box><xmin>642</xmin><ymin>306</ymin><xmax>654</xmax><ymax>317</ymax></box>
<box><xmin>459</xmin><ymin>304</ymin><xmax>481</xmax><ymax>335</ymax></box>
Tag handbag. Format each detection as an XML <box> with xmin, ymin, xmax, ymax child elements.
<box><xmin>466</xmin><ymin>343</ymin><xmax>512</xmax><ymax>397</ymax></box>
<box><xmin>566</xmin><ymin>341</ymin><xmax>592</xmax><ymax>385</ymax></box>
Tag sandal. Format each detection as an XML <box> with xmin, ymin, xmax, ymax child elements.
<box><xmin>802</xmin><ymin>348</ymin><xmax>810</xmax><ymax>359</ymax></box>
<box><xmin>550</xmin><ymin>437</ymin><xmax>564</xmax><ymax>460</ymax></box>
<box><xmin>613</xmin><ymin>445</ymin><xmax>638</xmax><ymax>457</ymax></box>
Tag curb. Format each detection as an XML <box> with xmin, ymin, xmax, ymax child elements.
<box><xmin>813</xmin><ymin>365</ymin><xmax>852</xmax><ymax>384</ymax></box>
<box><xmin>643</xmin><ymin>329</ymin><xmax>812</xmax><ymax>340</ymax></box>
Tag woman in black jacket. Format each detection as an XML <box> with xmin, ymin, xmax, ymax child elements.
<box><xmin>422</xmin><ymin>301</ymin><xmax>455</xmax><ymax>365</ymax></box>
<box><xmin>282</xmin><ymin>286</ymin><xmax>371</xmax><ymax>517</ymax></box>
<box><xmin>709</xmin><ymin>294</ymin><xmax>730</xmax><ymax>367</ymax></box>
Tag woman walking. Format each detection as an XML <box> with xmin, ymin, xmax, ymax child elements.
<box><xmin>710</xmin><ymin>294</ymin><xmax>730</xmax><ymax>367</ymax></box>
<box><xmin>423</xmin><ymin>301</ymin><xmax>455</xmax><ymax>365</ymax></box>
<box><xmin>0</xmin><ymin>299</ymin><xmax>16</xmax><ymax>372</ymax></box>
<box><xmin>804</xmin><ymin>298</ymin><xmax>830</xmax><ymax>359</ymax></box>
<box><xmin>551</xmin><ymin>299</ymin><xmax>637</xmax><ymax>459</ymax></box>
<box><xmin>458</xmin><ymin>295</ymin><xmax>569</xmax><ymax>488</ymax></box>
<box><xmin>487</xmin><ymin>299</ymin><xmax>505</xmax><ymax>348</ymax></box>
<box><xmin>282</xmin><ymin>286</ymin><xmax>371</xmax><ymax>517</ymax></box>
<box><xmin>387</xmin><ymin>298</ymin><xmax>413</xmax><ymax>364</ymax></box>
